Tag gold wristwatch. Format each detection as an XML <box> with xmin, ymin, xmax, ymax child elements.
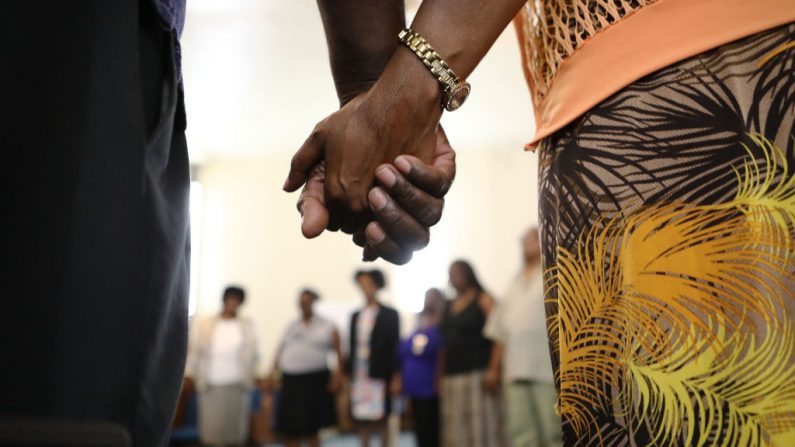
<box><xmin>398</xmin><ymin>28</ymin><xmax>471</xmax><ymax>112</ymax></box>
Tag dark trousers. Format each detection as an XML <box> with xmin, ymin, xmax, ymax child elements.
<box><xmin>411</xmin><ymin>397</ymin><xmax>440</xmax><ymax>447</ymax></box>
<box><xmin>0</xmin><ymin>1</ymin><xmax>190</xmax><ymax>446</ymax></box>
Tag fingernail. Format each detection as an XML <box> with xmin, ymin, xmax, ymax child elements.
<box><xmin>369</xmin><ymin>188</ymin><xmax>388</xmax><ymax>211</ymax></box>
<box><xmin>367</xmin><ymin>223</ymin><xmax>386</xmax><ymax>243</ymax></box>
<box><xmin>376</xmin><ymin>166</ymin><xmax>397</xmax><ymax>187</ymax></box>
<box><xmin>395</xmin><ymin>156</ymin><xmax>411</xmax><ymax>174</ymax></box>
<box><xmin>282</xmin><ymin>177</ymin><xmax>291</xmax><ymax>191</ymax></box>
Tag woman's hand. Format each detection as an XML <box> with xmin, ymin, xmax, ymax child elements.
<box><xmin>390</xmin><ymin>374</ymin><xmax>403</xmax><ymax>396</ymax></box>
<box><xmin>483</xmin><ymin>367</ymin><xmax>501</xmax><ymax>394</ymax></box>
<box><xmin>327</xmin><ymin>371</ymin><xmax>343</xmax><ymax>394</ymax></box>
<box><xmin>262</xmin><ymin>373</ymin><xmax>280</xmax><ymax>393</ymax></box>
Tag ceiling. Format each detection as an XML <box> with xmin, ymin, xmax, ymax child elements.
<box><xmin>180</xmin><ymin>0</ymin><xmax>536</xmax><ymax>162</ymax></box>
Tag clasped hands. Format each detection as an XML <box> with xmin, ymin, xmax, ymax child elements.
<box><xmin>283</xmin><ymin>74</ymin><xmax>455</xmax><ymax>265</ymax></box>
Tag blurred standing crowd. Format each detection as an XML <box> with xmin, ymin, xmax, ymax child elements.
<box><xmin>181</xmin><ymin>227</ymin><xmax>560</xmax><ymax>447</ymax></box>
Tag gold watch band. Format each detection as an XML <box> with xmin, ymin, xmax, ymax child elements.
<box><xmin>398</xmin><ymin>28</ymin><xmax>471</xmax><ymax>111</ymax></box>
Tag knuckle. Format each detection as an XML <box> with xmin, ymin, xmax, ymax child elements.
<box><xmin>337</xmin><ymin>179</ymin><xmax>368</xmax><ymax>211</ymax></box>
<box><xmin>391</xmin><ymin>177</ymin><xmax>417</xmax><ymax>202</ymax></box>
<box><xmin>438</xmin><ymin>178</ymin><xmax>453</xmax><ymax>196</ymax></box>
<box><xmin>384</xmin><ymin>173</ymin><xmax>416</xmax><ymax>203</ymax></box>
<box><xmin>397</xmin><ymin>250</ymin><xmax>414</xmax><ymax>265</ymax></box>
<box><xmin>347</xmin><ymin>197</ymin><xmax>369</xmax><ymax>215</ymax></box>
<box><xmin>415</xmin><ymin>231</ymin><xmax>430</xmax><ymax>250</ymax></box>
<box><xmin>326</xmin><ymin>213</ymin><xmax>341</xmax><ymax>232</ymax></box>
<box><xmin>310</xmin><ymin>121</ymin><xmax>325</xmax><ymax>138</ymax></box>
<box><xmin>329</xmin><ymin>181</ymin><xmax>369</xmax><ymax>215</ymax></box>
<box><xmin>400</xmin><ymin>224</ymin><xmax>430</xmax><ymax>251</ymax></box>
<box><xmin>325</xmin><ymin>182</ymin><xmax>343</xmax><ymax>201</ymax></box>
<box><xmin>377</xmin><ymin>201</ymin><xmax>403</xmax><ymax>225</ymax></box>
<box><xmin>387</xmin><ymin>250</ymin><xmax>413</xmax><ymax>266</ymax></box>
<box><xmin>417</xmin><ymin>198</ymin><xmax>444</xmax><ymax>226</ymax></box>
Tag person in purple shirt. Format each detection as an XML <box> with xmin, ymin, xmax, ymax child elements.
<box><xmin>399</xmin><ymin>288</ymin><xmax>446</xmax><ymax>447</ymax></box>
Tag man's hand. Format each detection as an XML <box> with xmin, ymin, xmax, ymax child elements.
<box><xmin>296</xmin><ymin>126</ymin><xmax>456</xmax><ymax>265</ymax></box>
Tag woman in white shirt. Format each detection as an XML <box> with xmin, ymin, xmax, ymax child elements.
<box><xmin>185</xmin><ymin>286</ymin><xmax>259</xmax><ymax>447</ymax></box>
<box><xmin>269</xmin><ymin>289</ymin><xmax>343</xmax><ymax>447</ymax></box>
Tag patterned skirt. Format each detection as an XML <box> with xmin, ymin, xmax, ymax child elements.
<box><xmin>539</xmin><ymin>24</ymin><xmax>795</xmax><ymax>446</ymax></box>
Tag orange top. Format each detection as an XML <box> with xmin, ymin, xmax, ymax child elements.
<box><xmin>515</xmin><ymin>0</ymin><xmax>795</xmax><ymax>149</ymax></box>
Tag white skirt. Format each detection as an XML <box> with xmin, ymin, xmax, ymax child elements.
<box><xmin>198</xmin><ymin>383</ymin><xmax>251</xmax><ymax>445</ymax></box>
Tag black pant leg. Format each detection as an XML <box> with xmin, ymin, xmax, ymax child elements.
<box><xmin>0</xmin><ymin>1</ymin><xmax>189</xmax><ymax>446</ymax></box>
<box><xmin>411</xmin><ymin>398</ymin><xmax>440</xmax><ymax>447</ymax></box>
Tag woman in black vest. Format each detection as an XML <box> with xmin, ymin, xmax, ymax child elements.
<box><xmin>349</xmin><ymin>269</ymin><xmax>401</xmax><ymax>447</ymax></box>
<box><xmin>441</xmin><ymin>260</ymin><xmax>505</xmax><ymax>447</ymax></box>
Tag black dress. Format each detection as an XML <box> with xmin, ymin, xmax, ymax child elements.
<box><xmin>442</xmin><ymin>295</ymin><xmax>492</xmax><ymax>376</ymax></box>
<box><xmin>440</xmin><ymin>294</ymin><xmax>505</xmax><ymax>446</ymax></box>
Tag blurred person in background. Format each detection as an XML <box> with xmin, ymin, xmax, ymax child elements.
<box><xmin>485</xmin><ymin>228</ymin><xmax>560</xmax><ymax>447</ymax></box>
<box><xmin>349</xmin><ymin>269</ymin><xmax>401</xmax><ymax>447</ymax></box>
<box><xmin>185</xmin><ymin>286</ymin><xmax>259</xmax><ymax>447</ymax></box>
<box><xmin>441</xmin><ymin>261</ymin><xmax>504</xmax><ymax>447</ymax></box>
<box><xmin>399</xmin><ymin>288</ymin><xmax>446</xmax><ymax>447</ymax></box>
<box><xmin>269</xmin><ymin>288</ymin><xmax>343</xmax><ymax>447</ymax></box>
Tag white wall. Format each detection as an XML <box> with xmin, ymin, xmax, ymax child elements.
<box><xmin>181</xmin><ymin>0</ymin><xmax>540</xmax><ymax>373</ymax></box>
<box><xmin>191</xmin><ymin>146</ymin><xmax>539</xmax><ymax>373</ymax></box>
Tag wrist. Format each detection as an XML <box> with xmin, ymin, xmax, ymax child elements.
<box><xmin>336</xmin><ymin>79</ymin><xmax>378</xmax><ymax>106</ymax></box>
<box><xmin>370</xmin><ymin>45</ymin><xmax>442</xmax><ymax>119</ymax></box>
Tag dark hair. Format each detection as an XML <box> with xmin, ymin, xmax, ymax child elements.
<box><xmin>425</xmin><ymin>287</ymin><xmax>445</xmax><ymax>300</ymax></box>
<box><xmin>422</xmin><ymin>288</ymin><xmax>446</xmax><ymax>315</ymax></box>
<box><xmin>222</xmin><ymin>286</ymin><xmax>246</xmax><ymax>303</ymax></box>
<box><xmin>451</xmin><ymin>260</ymin><xmax>484</xmax><ymax>292</ymax></box>
<box><xmin>354</xmin><ymin>269</ymin><xmax>386</xmax><ymax>290</ymax></box>
<box><xmin>300</xmin><ymin>288</ymin><xmax>320</xmax><ymax>302</ymax></box>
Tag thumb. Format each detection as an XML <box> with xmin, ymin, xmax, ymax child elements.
<box><xmin>392</xmin><ymin>126</ymin><xmax>456</xmax><ymax>198</ymax></box>
<box><xmin>300</xmin><ymin>198</ymin><xmax>329</xmax><ymax>239</ymax></box>
<box><xmin>298</xmin><ymin>163</ymin><xmax>329</xmax><ymax>238</ymax></box>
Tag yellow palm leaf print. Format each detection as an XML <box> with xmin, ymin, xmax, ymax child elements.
<box><xmin>551</xmin><ymin>134</ymin><xmax>795</xmax><ymax>446</ymax></box>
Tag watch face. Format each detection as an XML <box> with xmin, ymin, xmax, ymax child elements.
<box><xmin>445</xmin><ymin>83</ymin><xmax>471</xmax><ymax>111</ymax></box>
